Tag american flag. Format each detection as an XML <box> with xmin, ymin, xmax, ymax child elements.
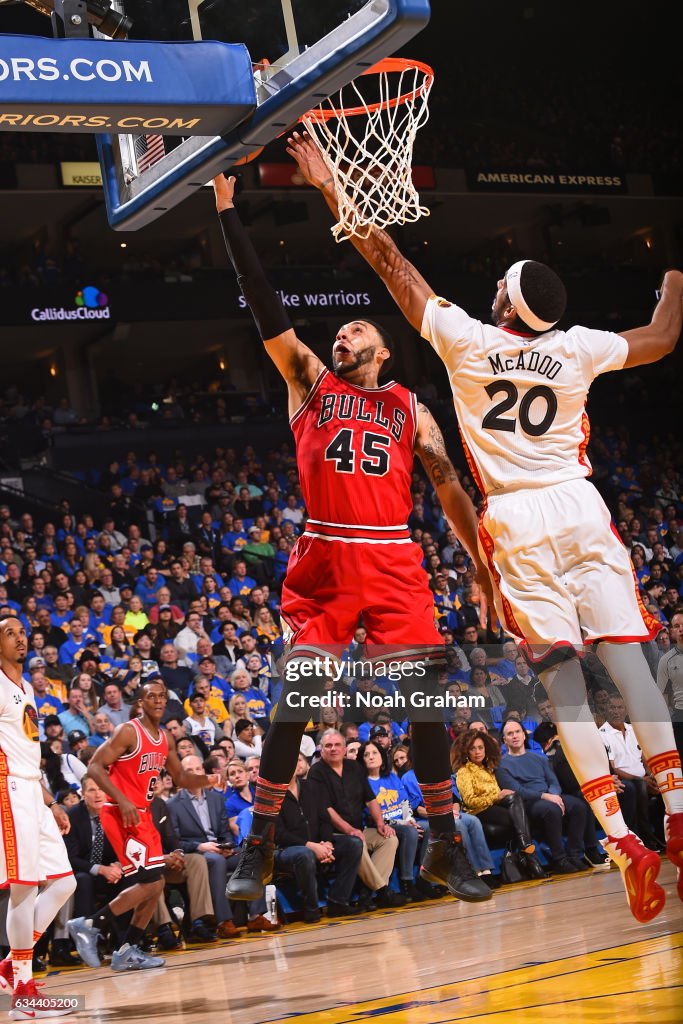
<box><xmin>134</xmin><ymin>135</ymin><xmax>166</xmax><ymax>174</ymax></box>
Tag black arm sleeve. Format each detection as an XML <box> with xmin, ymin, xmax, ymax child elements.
<box><xmin>218</xmin><ymin>206</ymin><xmax>293</xmax><ymax>340</ymax></box>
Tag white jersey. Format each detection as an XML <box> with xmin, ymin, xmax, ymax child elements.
<box><xmin>421</xmin><ymin>295</ymin><xmax>628</xmax><ymax>496</ymax></box>
<box><xmin>0</xmin><ymin>668</ymin><xmax>41</xmax><ymax>780</ymax></box>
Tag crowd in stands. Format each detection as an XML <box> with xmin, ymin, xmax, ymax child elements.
<box><xmin>0</xmin><ymin>424</ymin><xmax>680</xmax><ymax>968</ymax></box>
<box><xmin>410</xmin><ymin>3</ymin><xmax>681</xmax><ymax>177</ymax></box>
<box><xmin>0</xmin><ymin>237</ymin><xmax>207</xmax><ymax>290</ymax></box>
<box><xmin>1</xmin><ymin>381</ymin><xmax>271</xmax><ymax>440</ymax></box>
<box><xmin>414</xmin><ymin>52</ymin><xmax>681</xmax><ymax>177</ymax></box>
<box><xmin>1</xmin><ymin>44</ymin><xmax>679</xmax><ymax>182</ymax></box>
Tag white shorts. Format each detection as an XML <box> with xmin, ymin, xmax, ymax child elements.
<box><xmin>0</xmin><ymin>775</ymin><xmax>73</xmax><ymax>887</ymax></box>
<box><xmin>478</xmin><ymin>478</ymin><xmax>661</xmax><ymax>662</ymax></box>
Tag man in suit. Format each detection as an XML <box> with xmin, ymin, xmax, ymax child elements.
<box><xmin>149</xmin><ymin>788</ymin><xmax>217</xmax><ymax>946</ymax></box>
<box><xmin>63</xmin><ymin>773</ymin><xmax>131</xmax><ymax>954</ymax></box>
<box><xmin>168</xmin><ymin>755</ymin><xmax>280</xmax><ymax>935</ymax></box>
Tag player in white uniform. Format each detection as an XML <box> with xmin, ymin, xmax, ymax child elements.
<box><xmin>0</xmin><ymin>615</ymin><xmax>76</xmax><ymax>1019</ymax></box>
<box><xmin>287</xmin><ymin>132</ymin><xmax>683</xmax><ymax>924</ymax></box>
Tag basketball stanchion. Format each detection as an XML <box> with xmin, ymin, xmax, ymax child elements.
<box><xmin>302</xmin><ymin>57</ymin><xmax>434</xmax><ymax>241</ymax></box>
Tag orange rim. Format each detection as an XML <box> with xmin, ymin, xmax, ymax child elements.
<box><xmin>302</xmin><ymin>57</ymin><xmax>434</xmax><ymax>123</ymax></box>
<box><xmin>232</xmin><ymin>145</ymin><xmax>265</xmax><ymax>167</ymax></box>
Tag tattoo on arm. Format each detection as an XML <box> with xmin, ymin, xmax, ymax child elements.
<box><xmin>418</xmin><ymin>404</ymin><xmax>459</xmax><ymax>489</ymax></box>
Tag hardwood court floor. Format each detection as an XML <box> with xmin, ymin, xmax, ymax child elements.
<box><xmin>22</xmin><ymin>862</ymin><xmax>683</xmax><ymax>1023</ymax></box>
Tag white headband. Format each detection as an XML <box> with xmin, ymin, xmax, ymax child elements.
<box><xmin>505</xmin><ymin>260</ymin><xmax>558</xmax><ymax>332</ymax></box>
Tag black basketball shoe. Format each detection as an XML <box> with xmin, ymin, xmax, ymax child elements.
<box><xmin>420</xmin><ymin>832</ymin><xmax>492</xmax><ymax>902</ymax></box>
<box><xmin>226</xmin><ymin>834</ymin><xmax>274</xmax><ymax>901</ymax></box>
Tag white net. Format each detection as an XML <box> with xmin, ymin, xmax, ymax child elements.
<box><xmin>302</xmin><ymin>58</ymin><xmax>434</xmax><ymax>241</ymax></box>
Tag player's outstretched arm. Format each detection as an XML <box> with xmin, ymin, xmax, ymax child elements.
<box><xmin>286</xmin><ymin>132</ymin><xmax>433</xmax><ymax>332</ymax></box>
<box><xmin>164</xmin><ymin>731</ymin><xmax>220</xmax><ymax>791</ymax></box>
<box><xmin>88</xmin><ymin>723</ymin><xmax>142</xmax><ymax>827</ymax></box>
<box><xmin>213</xmin><ymin>173</ymin><xmax>323</xmax><ymax>417</ymax></box>
<box><xmin>414</xmin><ymin>404</ymin><xmax>495</xmax><ymax>612</ymax></box>
<box><xmin>621</xmin><ymin>269</ymin><xmax>683</xmax><ymax>367</ymax></box>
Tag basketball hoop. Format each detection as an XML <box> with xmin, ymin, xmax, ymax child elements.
<box><xmin>302</xmin><ymin>57</ymin><xmax>434</xmax><ymax>241</ymax></box>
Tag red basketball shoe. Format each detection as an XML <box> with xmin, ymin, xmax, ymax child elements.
<box><xmin>10</xmin><ymin>978</ymin><xmax>73</xmax><ymax>1019</ymax></box>
<box><xmin>602</xmin><ymin>831</ymin><xmax>665</xmax><ymax>923</ymax></box>
<box><xmin>0</xmin><ymin>956</ymin><xmax>13</xmax><ymax>991</ymax></box>
<box><xmin>664</xmin><ymin>812</ymin><xmax>683</xmax><ymax>901</ymax></box>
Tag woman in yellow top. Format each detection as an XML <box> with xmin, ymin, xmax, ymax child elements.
<box><xmin>123</xmin><ymin>594</ymin><xmax>149</xmax><ymax>633</ymax></box>
<box><xmin>453</xmin><ymin>731</ymin><xmax>545</xmax><ymax>878</ymax></box>
<box><xmin>100</xmin><ymin>605</ymin><xmax>126</xmax><ymax>646</ymax></box>
<box><xmin>252</xmin><ymin>607</ymin><xmax>281</xmax><ymax>643</ymax></box>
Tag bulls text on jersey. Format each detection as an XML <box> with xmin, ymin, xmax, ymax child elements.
<box><xmin>317</xmin><ymin>393</ymin><xmax>407</xmax><ymax>441</ymax></box>
<box><xmin>139</xmin><ymin>751</ymin><xmax>166</xmax><ymax>774</ymax></box>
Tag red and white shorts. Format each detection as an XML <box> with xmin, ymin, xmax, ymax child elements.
<box><xmin>478</xmin><ymin>478</ymin><xmax>661</xmax><ymax>663</ymax></box>
<box><xmin>0</xmin><ymin>775</ymin><xmax>72</xmax><ymax>887</ymax></box>
<box><xmin>281</xmin><ymin>532</ymin><xmax>443</xmax><ymax>662</ymax></box>
<box><xmin>100</xmin><ymin>803</ymin><xmax>165</xmax><ymax>880</ymax></box>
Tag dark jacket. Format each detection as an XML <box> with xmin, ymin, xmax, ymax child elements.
<box><xmin>168</xmin><ymin>788</ymin><xmax>232</xmax><ymax>852</ymax></box>
<box><xmin>166</xmin><ymin>577</ymin><xmax>199</xmax><ymax>610</ymax></box>
<box><xmin>160</xmin><ymin>665</ymin><xmax>194</xmax><ymax>701</ymax></box>
<box><xmin>211</xmin><ymin>640</ymin><xmax>239</xmax><ymax>667</ymax></box>
<box><xmin>541</xmin><ymin>735</ymin><xmax>581</xmax><ymax>795</ymax></box>
<box><xmin>150</xmin><ymin>795</ymin><xmax>183</xmax><ymax>854</ymax></box>
<box><xmin>275</xmin><ymin>780</ymin><xmax>333</xmax><ymax>848</ymax></box>
<box><xmin>64</xmin><ymin>800</ymin><xmax>117</xmax><ymax>874</ymax></box>
<box><xmin>503</xmin><ymin>676</ymin><xmax>542</xmax><ymax>720</ymax></box>
<box><xmin>40</xmin><ymin>627</ymin><xmax>69</xmax><ymax>650</ymax></box>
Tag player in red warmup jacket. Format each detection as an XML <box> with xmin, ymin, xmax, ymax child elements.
<box><xmin>214</xmin><ymin>173</ymin><xmax>494</xmax><ymax>907</ymax></box>
<box><xmin>285</xmin><ymin>132</ymin><xmax>683</xmax><ymax>925</ymax></box>
<box><xmin>67</xmin><ymin>680</ymin><xmax>219</xmax><ymax>971</ymax></box>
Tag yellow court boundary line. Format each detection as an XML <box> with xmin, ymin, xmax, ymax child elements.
<box><xmin>264</xmin><ymin>933</ymin><xmax>683</xmax><ymax>1024</ymax></box>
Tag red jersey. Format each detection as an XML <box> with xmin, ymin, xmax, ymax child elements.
<box><xmin>291</xmin><ymin>368</ymin><xmax>418</xmax><ymax>542</ymax></box>
<box><xmin>107</xmin><ymin>717</ymin><xmax>168</xmax><ymax>809</ymax></box>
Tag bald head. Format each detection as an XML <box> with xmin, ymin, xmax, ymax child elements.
<box><xmin>181</xmin><ymin>754</ymin><xmax>204</xmax><ymax>776</ymax></box>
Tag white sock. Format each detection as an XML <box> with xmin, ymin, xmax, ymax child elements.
<box><xmin>541</xmin><ymin>657</ymin><xmax>628</xmax><ymax>839</ymax></box>
<box><xmin>7</xmin><ymin>885</ymin><xmax>37</xmax><ymax>988</ymax></box>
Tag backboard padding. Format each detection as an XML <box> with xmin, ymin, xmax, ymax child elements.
<box><xmin>98</xmin><ymin>1</ymin><xmax>431</xmax><ymax>230</ymax></box>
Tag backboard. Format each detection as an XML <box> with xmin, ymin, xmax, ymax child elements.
<box><xmin>97</xmin><ymin>0</ymin><xmax>431</xmax><ymax>230</ymax></box>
